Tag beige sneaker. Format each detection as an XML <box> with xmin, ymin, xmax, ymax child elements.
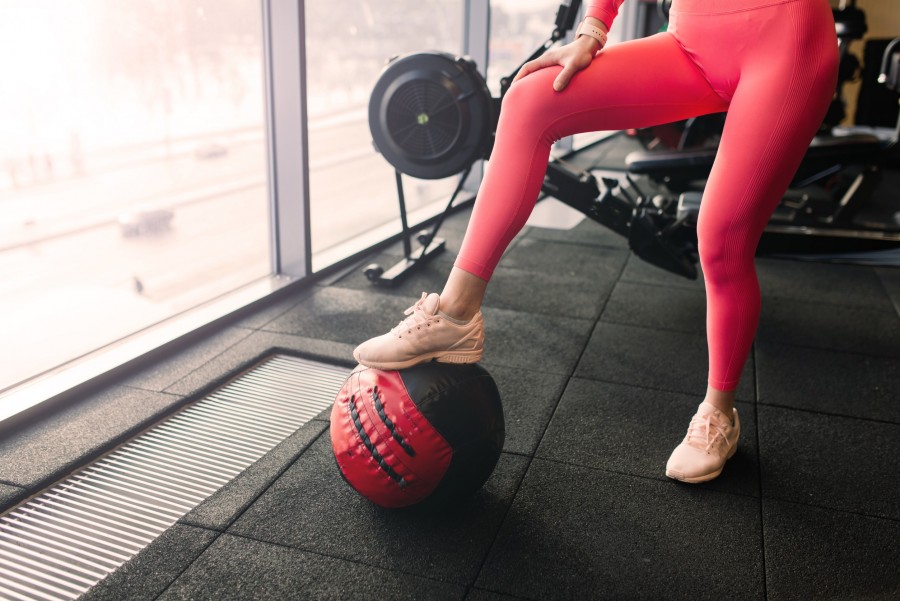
<box><xmin>353</xmin><ymin>292</ymin><xmax>484</xmax><ymax>370</ymax></box>
<box><xmin>666</xmin><ymin>401</ymin><xmax>740</xmax><ymax>483</ymax></box>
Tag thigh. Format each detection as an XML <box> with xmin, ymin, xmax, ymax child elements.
<box><xmin>501</xmin><ymin>32</ymin><xmax>729</xmax><ymax>141</ymax></box>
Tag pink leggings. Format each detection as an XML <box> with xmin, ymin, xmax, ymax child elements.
<box><xmin>455</xmin><ymin>0</ymin><xmax>838</xmax><ymax>391</ymax></box>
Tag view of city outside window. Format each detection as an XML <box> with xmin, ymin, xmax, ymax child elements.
<box><xmin>304</xmin><ymin>1</ymin><xmax>465</xmax><ymax>269</ymax></box>
<box><xmin>0</xmin><ymin>1</ymin><xmax>269</xmax><ymax>393</ymax></box>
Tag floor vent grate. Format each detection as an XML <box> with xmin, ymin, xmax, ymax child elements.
<box><xmin>0</xmin><ymin>354</ymin><xmax>348</xmax><ymax>601</ymax></box>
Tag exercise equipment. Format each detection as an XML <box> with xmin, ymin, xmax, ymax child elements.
<box><xmin>364</xmin><ymin>52</ymin><xmax>494</xmax><ymax>286</ymax></box>
<box><xmin>330</xmin><ymin>363</ymin><xmax>505</xmax><ymax>509</ymax></box>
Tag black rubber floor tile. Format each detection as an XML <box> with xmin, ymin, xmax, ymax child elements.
<box><xmin>757</xmin><ymin>258</ymin><xmax>891</xmax><ymax>309</ymax></box>
<box><xmin>261</xmin><ymin>286</ymin><xmax>417</xmax><ymax>345</ymax></box>
<box><xmin>874</xmin><ymin>266</ymin><xmax>900</xmax><ymax>315</ymax></box>
<box><xmin>0</xmin><ymin>386</ymin><xmax>181</xmax><ymax>490</ymax></box>
<box><xmin>756</xmin><ymin>340</ymin><xmax>900</xmax><ymax>423</ymax></box>
<box><xmin>500</xmin><ymin>237</ymin><xmax>629</xmax><ymax>281</ymax></box>
<box><xmin>163</xmin><ymin>330</ymin><xmax>355</xmax><ymax>397</ymax></box>
<box><xmin>179</xmin><ymin>421</ymin><xmax>328</xmax><ymax>531</ymax></box>
<box><xmin>575</xmin><ymin>322</ymin><xmax>755</xmax><ymax>402</ymax></box>
<box><xmin>481</xmin><ymin>306</ymin><xmax>594</xmax><ymax>376</ymax></box>
<box><xmin>334</xmin><ymin>254</ymin><xmax>617</xmax><ymax>321</ymax></box>
<box><xmin>763</xmin><ymin>499</ymin><xmax>900</xmax><ymax>601</ymax></box>
<box><xmin>537</xmin><ymin>378</ymin><xmax>758</xmax><ymax>497</ymax></box>
<box><xmin>483</xmin><ymin>265</ymin><xmax>619</xmax><ymax>320</ymax></box>
<box><xmin>476</xmin><ymin>459</ymin><xmax>764</xmax><ymax>601</ymax></box>
<box><xmin>601</xmin><ymin>281</ymin><xmax>707</xmax><ymax>334</ymax></box>
<box><xmin>157</xmin><ymin>533</ymin><xmax>465</xmax><ymax>601</ymax></box>
<box><xmin>0</xmin><ymin>482</ymin><xmax>27</xmax><ymax>513</ymax></box>
<box><xmin>758</xmin><ymin>405</ymin><xmax>900</xmax><ymax>520</ymax></box>
<box><xmin>331</xmin><ymin>250</ymin><xmax>454</xmax><ymax>299</ymax></box>
<box><xmin>122</xmin><ymin>327</ymin><xmax>254</xmax><ymax>392</ymax></box>
<box><xmin>228</xmin><ymin>436</ymin><xmax>529</xmax><ymax>585</ymax></box>
<box><xmin>619</xmin><ymin>253</ymin><xmax>706</xmax><ymax>291</ymax></box>
<box><xmin>523</xmin><ymin>215</ymin><xmax>630</xmax><ymax>249</ymax></box>
<box><xmin>229</xmin><ymin>286</ymin><xmax>314</xmax><ymax>330</ymax></box>
<box><xmin>757</xmin><ymin>297</ymin><xmax>900</xmax><ymax>358</ymax></box>
<box><xmin>80</xmin><ymin>524</ymin><xmax>219</xmax><ymax>601</ymax></box>
<box><xmin>482</xmin><ymin>363</ymin><xmax>568</xmax><ymax>456</ymax></box>
<box><xmin>465</xmin><ymin>588</ymin><xmax>530</xmax><ymax>601</ymax></box>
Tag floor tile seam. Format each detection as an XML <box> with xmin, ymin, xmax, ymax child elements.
<box><xmin>150</xmin><ymin>524</ymin><xmax>225</xmax><ymax>601</ymax></box>
<box><xmin>759</xmin><ymin>294</ymin><xmax>894</xmax><ymax>312</ymax></box>
<box><xmin>467</xmin><ymin>309</ymin><xmax>600</xmax><ymax>591</ymax></box>
<box><xmin>479</xmin><ymin>303</ymin><xmax>605</xmax><ymax>323</ymax></box>
<box><xmin>598</xmin><ymin>315</ymin><xmax>706</xmax><ymax>337</ymax></box>
<box><xmin>758</xmin><ymin>494</ymin><xmax>900</xmax><ymax>525</ymax></box>
<box><xmin>617</xmin><ymin>276</ymin><xmax>706</xmax><ymax>293</ymax></box>
<box><xmin>121</xmin><ymin>385</ymin><xmax>183</xmax><ymax>397</ymax></box>
<box><xmin>566</xmin><ymin>373</ymin><xmax>757</xmax><ymax>406</ymax></box>
<box><xmin>873</xmin><ymin>269</ymin><xmax>900</xmax><ymax>321</ymax></box>
<box><xmin>481</xmin><ymin>304</ymin><xmax>597</xmax><ymax>326</ymax></box>
<box><xmin>465</xmin><ymin>257</ymin><xmax>629</xmax><ymax>588</ymax></box>
<box><xmin>500</xmin><ymin>449</ymin><xmax>533</xmax><ymax>460</ymax></box>
<box><xmin>219</xmin><ymin>529</ymin><xmax>471</xmax><ymax>589</ymax></box>
<box><xmin>529</xmin><ymin>453</ymin><xmax>761</xmax><ymax>502</ymax></box>
<box><xmin>465</xmin><ymin>583</ymin><xmax>541</xmax><ymax>601</ymax></box>
<box><xmin>752</xmin><ymin>336</ymin><xmax>899</xmax><ymax>361</ymax></box>
<box><xmin>0</xmin><ymin>479</ymin><xmax>27</xmax><ymax>490</ymax></box>
<box><xmin>755</xmin><ymin>401</ymin><xmax>900</xmax><ymax>427</ymax></box>
<box><xmin>596</xmin><ymin>317</ymin><xmax>899</xmax><ymax>359</ymax></box>
<box><xmin>159</xmin><ymin>328</ymin><xmax>265</xmax><ymax>394</ymax></box>
<box><xmin>478</xmin><ymin>358</ymin><xmax>575</xmax><ymax>380</ymax></box>
<box><xmin>752</xmin><ymin>344</ymin><xmax>769</xmax><ymax>601</ymax></box>
<box><xmin>756</xmin><ymin>336</ymin><xmax>900</xmax><ymax>361</ymax></box>
<box><xmin>760</xmin><ymin>294</ymin><xmax>900</xmax><ymax>315</ymax></box>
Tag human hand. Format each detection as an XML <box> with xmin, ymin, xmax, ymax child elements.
<box><xmin>511</xmin><ymin>34</ymin><xmax>600</xmax><ymax>92</ymax></box>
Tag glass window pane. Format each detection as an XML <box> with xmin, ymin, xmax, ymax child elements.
<box><xmin>305</xmin><ymin>1</ymin><xmax>464</xmax><ymax>270</ymax></box>
<box><xmin>0</xmin><ymin>0</ymin><xmax>270</xmax><ymax>392</ymax></box>
<box><xmin>488</xmin><ymin>0</ymin><xmax>562</xmax><ymax>97</ymax></box>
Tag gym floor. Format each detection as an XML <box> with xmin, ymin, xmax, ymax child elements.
<box><xmin>1</xmin><ymin>194</ymin><xmax>899</xmax><ymax>600</ymax></box>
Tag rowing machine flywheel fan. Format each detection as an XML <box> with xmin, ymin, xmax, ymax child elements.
<box><xmin>369</xmin><ymin>51</ymin><xmax>494</xmax><ymax>180</ymax></box>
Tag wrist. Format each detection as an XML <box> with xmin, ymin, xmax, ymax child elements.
<box><xmin>575</xmin><ymin>33</ymin><xmax>601</xmax><ymax>53</ymax></box>
<box><xmin>576</xmin><ymin>19</ymin><xmax>608</xmax><ymax>51</ymax></box>
<box><xmin>583</xmin><ymin>16</ymin><xmax>609</xmax><ymax>34</ymax></box>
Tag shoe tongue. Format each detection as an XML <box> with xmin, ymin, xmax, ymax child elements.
<box><xmin>698</xmin><ymin>401</ymin><xmax>729</xmax><ymax>425</ymax></box>
<box><xmin>420</xmin><ymin>293</ymin><xmax>441</xmax><ymax>316</ymax></box>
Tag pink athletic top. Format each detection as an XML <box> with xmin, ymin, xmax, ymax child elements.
<box><xmin>585</xmin><ymin>0</ymin><xmax>626</xmax><ymax>30</ymax></box>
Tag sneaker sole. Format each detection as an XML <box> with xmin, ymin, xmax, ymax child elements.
<box><xmin>353</xmin><ymin>348</ymin><xmax>483</xmax><ymax>371</ymax></box>
<box><xmin>665</xmin><ymin>439</ymin><xmax>739</xmax><ymax>484</ymax></box>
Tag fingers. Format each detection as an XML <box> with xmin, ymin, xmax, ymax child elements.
<box><xmin>511</xmin><ymin>54</ymin><xmax>556</xmax><ymax>85</ymax></box>
<box><xmin>553</xmin><ymin>63</ymin><xmax>579</xmax><ymax>92</ymax></box>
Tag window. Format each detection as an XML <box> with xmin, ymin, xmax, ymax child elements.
<box><xmin>0</xmin><ymin>1</ymin><xmax>270</xmax><ymax>393</ymax></box>
<box><xmin>304</xmin><ymin>0</ymin><xmax>465</xmax><ymax>270</ymax></box>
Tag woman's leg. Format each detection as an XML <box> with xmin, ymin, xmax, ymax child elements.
<box><xmin>355</xmin><ymin>32</ymin><xmax>727</xmax><ymax>370</ymax></box>
<box><xmin>452</xmin><ymin>32</ymin><xmax>727</xmax><ymax>286</ymax></box>
<box><xmin>665</xmin><ymin>0</ymin><xmax>837</xmax><ymax>483</ymax></box>
<box><xmin>695</xmin><ymin>2</ymin><xmax>838</xmax><ymax>405</ymax></box>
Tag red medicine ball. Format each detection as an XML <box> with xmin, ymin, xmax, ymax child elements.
<box><xmin>330</xmin><ymin>362</ymin><xmax>504</xmax><ymax>509</ymax></box>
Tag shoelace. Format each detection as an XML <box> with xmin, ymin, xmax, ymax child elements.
<box><xmin>392</xmin><ymin>293</ymin><xmax>438</xmax><ymax>336</ymax></box>
<box><xmin>685</xmin><ymin>413</ymin><xmax>730</xmax><ymax>453</ymax></box>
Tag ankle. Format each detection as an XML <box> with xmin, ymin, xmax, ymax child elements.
<box><xmin>437</xmin><ymin>295</ymin><xmax>479</xmax><ymax>322</ymax></box>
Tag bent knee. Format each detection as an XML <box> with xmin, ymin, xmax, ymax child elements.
<box><xmin>500</xmin><ymin>69</ymin><xmax>563</xmax><ymax>130</ymax></box>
